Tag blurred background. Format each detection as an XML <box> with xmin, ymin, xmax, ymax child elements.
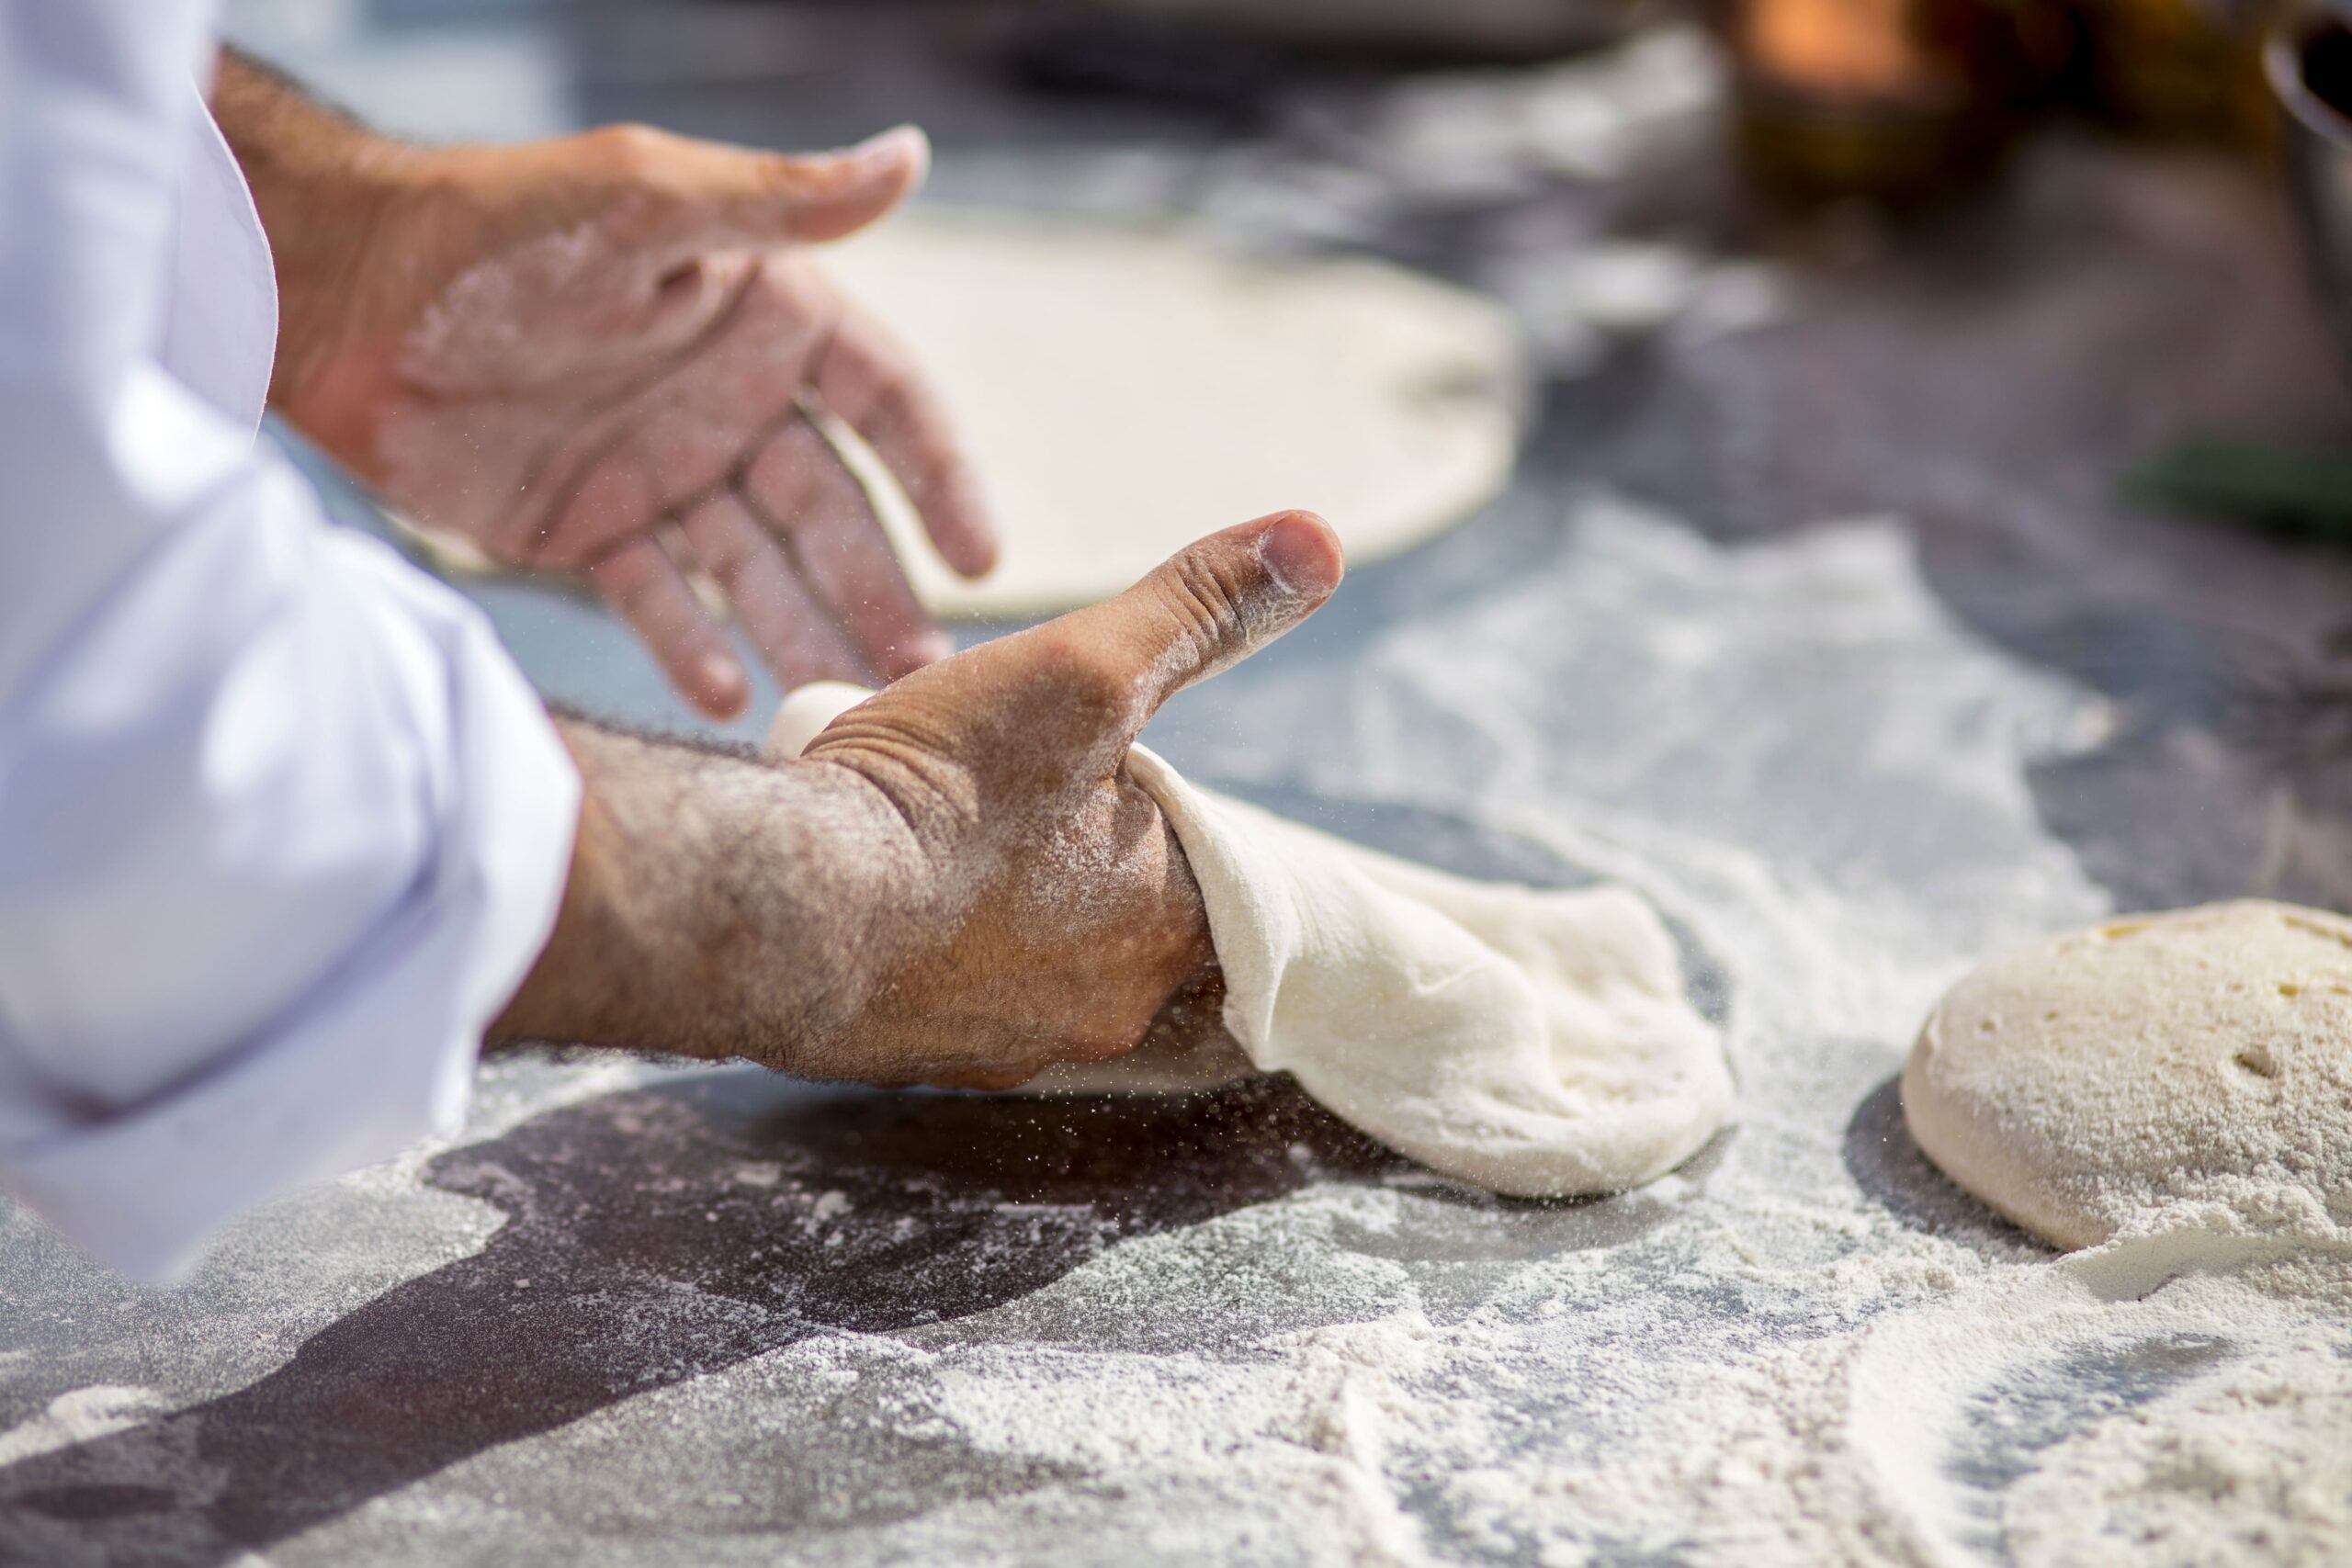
<box><xmin>223</xmin><ymin>0</ymin><xmax>2352</xmax><ymax>904</ymax></box>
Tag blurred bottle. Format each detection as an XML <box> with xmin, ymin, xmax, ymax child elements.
<box><xmin>1725</xmin><ymin>0</ymin><xmax>2069</xmax><ymax>203</ymax></box>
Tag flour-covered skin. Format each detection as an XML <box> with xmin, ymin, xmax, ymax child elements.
<box><xmin>493</xmin><ymin>512</ymin><xmax>1345</xmax><ymax>1089</ymax></box>
<box><xmin>212</xmin><ymin>52</ymin><xmax>994</xmax><ymax>717</ymax></box>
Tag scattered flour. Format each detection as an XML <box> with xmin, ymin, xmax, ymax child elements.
<box><xmin>38</xmin><ymin>499</ymin><xmax>2347</xmax><ymax>1567</ymax></box>
<box><xmin>733</xmin><ymin>1215</ymin><xmax>2350</xmax><ymax>1568</ymax></box>
<box><xmin>0</xmin><ymin>1386</ymin><xmax>172</xmax><ymax>1466</ymax></box>
<box><xmin>702</xmin><ymin>499</ymin><xmax>2341</xmax><ymax>1568</ymax></box>
<box><xmin>2001</xmin><ymin>1326</ymin><xmax>2352</xmax><ymax>1567</ymax></box>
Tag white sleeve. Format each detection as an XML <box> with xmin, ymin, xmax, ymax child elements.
<box><xmin>0</xmin><ymin>2</ymin><xmax>582</xmax><ymax>1280</ymax></box>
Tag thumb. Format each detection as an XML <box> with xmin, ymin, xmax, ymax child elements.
<box><xmin>1062</xmin><ymin>510</ymin><xmax>1345</xmax><ymax>733</ymax></box>
<box><xmin>654</xmin><ymin>124</ymin><xmax>929</xmax><ymax>254</ymax></box>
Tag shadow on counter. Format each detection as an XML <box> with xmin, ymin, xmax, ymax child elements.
<box><xmin>0</xmin><ymin>1061</ymin><xmax>1678</xmax><ymax>1565</ymax></box>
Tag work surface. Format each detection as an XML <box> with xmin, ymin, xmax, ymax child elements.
<box><xmin>10</xmin><ymin>7</ymin><xmax>2352</xmax><ymax>1564</ymax></box>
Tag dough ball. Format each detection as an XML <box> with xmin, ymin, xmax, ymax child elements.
<box><xmin>1902</xmin><ymin>900</ymin><xmax>2352</xmax><ymax>1249</ymax></box>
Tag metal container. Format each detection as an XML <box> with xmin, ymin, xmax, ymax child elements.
<box><xmin>2269</xmin><ymin>10</ymin><xmax>2352</xmax><ymax>373</ymax></box>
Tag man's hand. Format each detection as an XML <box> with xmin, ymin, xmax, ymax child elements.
<box><xmin>214</xmin><ymin>53</ymin><xmax>993</xmax><ymax>719</ymax></box>
<box><xmin>494</xmin><ymin>512</ymin><xmax>1345</xmax><ymax>1088</ymax></box>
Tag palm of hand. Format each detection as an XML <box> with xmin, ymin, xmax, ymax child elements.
<box><xmin>298</xmin><ymin>127</ymin><xmax>995</xmax><ymax>717</ymax></box>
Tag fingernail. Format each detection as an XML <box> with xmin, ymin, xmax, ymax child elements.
<box><xmin>697</xmin><ymin>652</ymin><xmax>749</xmax><ymax>714</ymax></box>
<box><xmin>837</xmin><ymin>124</ymin><xmax>930</xmax><ymax>170</ymax></box>
<box><xmin>1256</xmin><ymin>512</ymin><xmax>1344</xmax><ymax>599</ymax></box>
<box><xmin>946</xmin><ymin>462</ymin><xmax>1001</xmax><ymax>575</ymax></box>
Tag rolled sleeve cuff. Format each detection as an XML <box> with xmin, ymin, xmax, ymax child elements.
<box><xmin>0</xmin><ymin>561</ymin><xmax>580</xmax><ymax>1283</ymax></box>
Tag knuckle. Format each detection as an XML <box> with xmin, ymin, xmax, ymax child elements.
<box><xmin>747</xmin><ymin>428</ymin><xmax>827</xmax><ymax>513</ymax></box>
<box><xmin>610</xmin><ymin>580</ymin><xmax>662</xmax><ymax>617</ymax></box>
<box><xmin>858</xmin><ymin>381</ymin><xmax>915</xmax><ymax>444</ymax></box>
<box><xmin>697</xmin><ymin>533</ymin><xmax>756</xmax><ymax>581</ymax></box>
<box><xmin>762</xmin><ymin>256</ymin><xmax>836</xmax><ymax>324</ymax></box>
<box><xmin>592</xmin><ymin>561</ymin><xmax>661</xmax><ymax>615</ymax></box>
<box><xmin>759</xmin><ymin>152</ymin><xmax>831</xmax><ymax>202</ymax></box>
<box><xmin>1158</xmin><ymin>551</ymin><xmax>1250</xmax><ymax>660</ymax></box>
<box><xmin>584</xmin><ymin>122</ymin><xmax>672</xmax><ymax>177</ymax></box>
<box><xmin>1065</xmin><ymin>985</ymin><xmax>1166</xmax><ymax>1060</ymax></box>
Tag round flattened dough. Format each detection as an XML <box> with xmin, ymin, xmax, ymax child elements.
<box><xmin>825</xmin><ymin>211</ymin><xmax>1526</xmax><ymax>618</ymax></box>
<box><xmin>1902</xmin><ymin>900</ymin><xmax>2352</xmax><ymax>1250</ymax></box>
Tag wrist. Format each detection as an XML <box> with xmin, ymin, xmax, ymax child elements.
<box><xmin>209</xmin><ymin>50</ymin><xmax>428</xmax><ymax>441</ymax></box>
<box><xmin>258</xmin><ymin>145</ymin><xmax>427</xmax><ymax>438</ymax></box>
<box><xmin>260</xmin><ymin>143</ymin><xmax>451</xmax><ymax>478</ymax></box>
<box><xmin>493</xmin><ymin>722</ymin><xmax>915</xmax><ymax>1065</ymax></box>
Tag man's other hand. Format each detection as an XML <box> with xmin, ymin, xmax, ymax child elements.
<box><xmin>258</xmin><ymin>111</ymin><xmax>994</xmax><ymax>718</ymax></box>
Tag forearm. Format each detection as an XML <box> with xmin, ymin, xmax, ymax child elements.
<box><xmin>209</xmin><ymin>48</ymin><xmax>421</xmax><ymax>413</ymax></box>
<box><xmin>492</xmin><ymin>718</ymin><xmax>917</xmax><ymax>1067</ymax></box>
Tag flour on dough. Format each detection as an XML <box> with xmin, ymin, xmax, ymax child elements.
<box><xmin>1903</xmin><ymin>899</ymin><xmax>2352</xmax><ymax>1250</ymax></box>
<box><xmin>770</xmin><ymin>682</ymin><xmax>1731</xmax><ymax>1197</ymax></box>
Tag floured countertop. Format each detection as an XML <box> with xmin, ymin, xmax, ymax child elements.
<box><xmin>13</xmin><ymin>10</ymin><xmax>2352</xmax><ymax>1564</ymax></box>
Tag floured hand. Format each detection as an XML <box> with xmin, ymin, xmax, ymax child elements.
<box><xmin>493</xmin><ymin>511</ymin><xmax>1345</xmax><ymax>1090</ymax></box>
<box><xmin>247</xmin><ymin>102</ymin><xmax>994</xmax><ymax>717</ymax></box>
<box><xmin>784</xmin><ymin>510</ymin><xmax>1344</xmax><ymax>1088</ymax></box>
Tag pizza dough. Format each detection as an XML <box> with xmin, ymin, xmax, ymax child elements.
<box><xmin>1903</xmin><ymin>900</ymin><xmax>2352</xmax><ymax>1250</ymax></box>
<box><xmin>770</xmin><ymin>682</ymin><xmax>1730</xmax><ymax>1197</ymax></box>
<box><xmin>825</xmin><ymin>211</ymin><xmax>1525</xmax><ymax>618</ymax></box>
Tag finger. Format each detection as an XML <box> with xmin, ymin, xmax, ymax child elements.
<box><xmin>743</xmin><ymin>418</ymin><xmax>952</xmax><ymax>678</ymax></box>
<box><xmin>645</xmin><ymin>124</ymin><xmax>929</xmax><ymax>258</ymax></box>
<box><xmin>677</xmin><ymin>490</ymin><xmax>869</xmax><ymax>691</ymax></box>
<box><xmin>587</xmin><ymin>536</ymin><xmax>752</xmax><ymax>719</ymax></box>
<box><xmin>603</xmin><ymin>393</ymin><xmax>783</xmax><ymax>523</ymax></box>
<box><xmin>1049</xmin><ymin>510</ymin><xmax>1345</xmax><ymax>734</ymax></box>
<box><xmin>810</xmin><ymin>310</ymin><xmax>999</xmax><ymax>578</ymax></box>
<box><xmin>532</xmin><ymin>441</ymin><xmax>660</xmax><ymax>569</ymax></box>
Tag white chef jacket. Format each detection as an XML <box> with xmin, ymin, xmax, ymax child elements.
<box><xmin>0</xmin><ymin>4</ymin><xmax>581</xmax><ymax>1280</ymax></box>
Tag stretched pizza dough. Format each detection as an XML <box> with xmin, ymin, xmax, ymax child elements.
<box><xmin>825</xmin><ymin>211</ymin><xmax>1525</xmax><ymax>618</ymax></box>
<box><xmin>1903</xmin><ymin>900</ymin><xmax>2352</xmax><ymax>1250</ymax></box>
<box><xmin>771</xmin><ymin>683</ymin><xmax>1730</xmax><ymax>1196</ymax></box>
